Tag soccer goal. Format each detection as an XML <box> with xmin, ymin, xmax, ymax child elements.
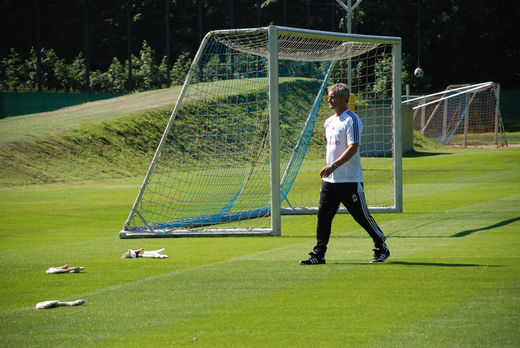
<box><xmin>120</xmin><ymin>25</ymin><xmax>402</xmax><ymax>238</ymax></box>
<box><xmin>404</xmin><ymin>82</ymin><xmax>508</xmax><ymax>147</ymax></box>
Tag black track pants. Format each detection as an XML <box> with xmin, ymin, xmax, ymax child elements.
<box><xmin>313</xmin><ymin>181</ymin><xmax>386</xmax><ymax>258</ymax></box>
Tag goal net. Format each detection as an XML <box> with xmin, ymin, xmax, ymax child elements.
<box><xmin>120</xmin><ymin>26</ymin><xmax>402</xmax><ymax>238</ymax></box>
<box><xmin>405</xmin><ymin>82</ymin><xmax>508</xmax><ymax>147</ymax></box>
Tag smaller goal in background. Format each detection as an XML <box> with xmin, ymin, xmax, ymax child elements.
<box><xmin>405</xmin><ymin>82</ymin><xmax>508</xmax><ymax>147</ymax></box>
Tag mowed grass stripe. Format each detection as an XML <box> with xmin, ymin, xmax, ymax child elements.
<box><xmin>0</xmin><ymin>235</ymin><xmax>483</xmax><ymax>346</ymax></box>
<box><xmin>383</xmin><ymin>194</ymin><xmax>520</xmax><ymax>238</ymax></box>
<box><xmin>167</xmin><ymin>243</ymin><xmax>516</xmax><ymax>347</ymax></box>
<box><xmin>52</xmin><ymin>227</ymin><xmax>519</xmax><ymax>346</ymax></box>
<box><xmin>1</xmin><ymin>190</ymin><xmax>518</xmax><ymax>346</ymax></box>
<box><xmin>110</xmin><ymin>200</ymin><xmax>519</xmax><ymax>347</ymax></box>
<box><xmin>370</xmin><ymin>229</ymin><xmax>519</xmax><ymax>347</ymax></box>
<box><xmin>0</xmin><ymin>147</ymin><xmax>518</xmax><ymax>346</ymax></box>
<box><xmin>0</xmin><ymin>178</ymin><xmax>516</xmax><ymax>281</ymax></box>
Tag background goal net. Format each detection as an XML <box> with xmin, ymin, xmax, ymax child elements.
<box><xmin>405</xmin><ymin>82</ymin><xmax>508</xmax><ymax>147</ymax></box>
<box><xmin>120</xmin><ymin>26</ymin><xmax>402</xmax><ymax>238</ymax></box>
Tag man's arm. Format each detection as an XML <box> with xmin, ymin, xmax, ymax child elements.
<box><xmin>320</xmin><ymin>143</ymin><xmax>359</xmax><ymax>178</ymax></box>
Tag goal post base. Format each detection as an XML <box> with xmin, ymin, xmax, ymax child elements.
<box><xmin>119</xmin><ymin>228</ymin><xmax>276</xmax><ymax>239</ymax></box>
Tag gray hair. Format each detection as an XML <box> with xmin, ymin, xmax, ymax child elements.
<box><xmin>327</xmin><ymin>83</ymin><xmax>350</xmax><ymax>100</ymax></box>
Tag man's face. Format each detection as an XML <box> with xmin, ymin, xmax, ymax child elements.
<box><xmin>327</xmin><ymin>90</ymin><xmax>347</xmax><ymax>111</ymax></box>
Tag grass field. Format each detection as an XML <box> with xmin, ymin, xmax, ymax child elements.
<box><xmin>1</xmin><ymin>145</ymin><xmax>519</xmax><ymax>347</ymax></box>
<box><xmin>1</xmin><ymin>88</ymin><xmax>519</xmax><ymax>347</ymax></box>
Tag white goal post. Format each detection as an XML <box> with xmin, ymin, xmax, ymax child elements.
<box><xmin>120</xmin><ymin>25</ymin><xmax>402</xmax><ymax>239</ymax></box>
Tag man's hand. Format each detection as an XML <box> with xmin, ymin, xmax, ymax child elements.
<box><xmin>320</xmin><ymin>165</ymin><xmax>335</xmax><ymax>178</ymax></box>
<box><xmin>320</xmin><ymin>144</ymin><xmax>359</xmax><ymax>178</ymax></box>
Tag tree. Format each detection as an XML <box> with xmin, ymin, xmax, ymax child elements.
<box><xmin>71</xmin><ymin>52</ymin><xmax>89</xmax><ymax>92</ymax></box>
<box><xmin>170</xmin><ymin>51</ymin><xmax>192</xmax><ymax>86</ymax></box>
<box><xmin>158</xmin><ymin>55</ymin><xmax>170</xmax><ymax>88</ymax></box>
<box><xmin>1</xmin><ymin>48</ymin><xmax>28</xmax><ymax>91</ymax></box>
<box><xmin>0</xmin><ymin>0</ymin><xmax>518</xmax><ymax>91</ymax></box>
<box><xmin>89</xmin><ymin>69</ymin><xmax>110</xmax><ymax>92</ymax></box>
<box><xmin>105</xmin><ymin>57</ymin><xmax>127</xmax><ymax>92</ymax></box>
<box><xmin>54</xmin><ymin>58</ymin><xmax>75</xmax><ymax>92</ymax></box>
<box><xmin>137</xmin><ymin>40</ymin><xmax>161</xmax><ymax>91</ymax></box>
<box><xmin>25</xmin><ymin>47</ymin><xmax>60</xmax><ymax>91</ymax></box>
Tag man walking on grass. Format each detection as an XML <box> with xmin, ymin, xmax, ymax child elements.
<box><xmin>300</xmin><ymin>83</ymin><xmax>390</xmax><ymax>265</ymax></box>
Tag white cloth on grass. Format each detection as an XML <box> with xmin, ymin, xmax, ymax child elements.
<box><xmin>36</xmin><ymin>299</ymin><xmax>85</xmax><ymax>309</ymax></box>
<box><xmin>46</xmin><ymin>265</ymin><xmax>85</xmax><ymax>274</ymax></box>
<box><xmin>121</xmin><ymin>248</ymin><xmax>168</xmax><ymax>259</ymax></box>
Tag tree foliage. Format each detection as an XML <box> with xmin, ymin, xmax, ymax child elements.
<box><xmin>0</xmin><ymin>0</ymin><xmax>518</xmax><ymax>93</ymax></box>
<box><xmin>1</xmin><ymin>42</ymin><xmax>192</xmax><ymax>93</ymax></box>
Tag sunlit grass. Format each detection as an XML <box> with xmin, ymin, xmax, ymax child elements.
<box><xmin>1</xmin><ymin>147</ymin><xmax>519</xmax><ymax>346</ymax></box>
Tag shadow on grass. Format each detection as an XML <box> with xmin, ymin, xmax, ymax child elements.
<box><xmin>382</xmin><ymin>216</ymin><xmax>520</xmax><ymax>239</ymax></box>
<box><xmin>287</xmin><ymin>216</ymin><xmax>520</xmax><ymax>241</ymax></box>
<box><xmin>284</xmin><ymin>235</ymin><xmax>364</xmax><ymax>239</ymax></box>
<box><xmin>385</xmin><ymin>235</ymin><xmax>450</xmax><ymax>238</ymax></box>
<box><xmin>402</xmin><ymin>150</ymin><xmax>451</xmax><ymax>158</ymax></box>
<box><xmin>328</xmin><ymin>261</ymin><xmax>503</xmax><ymax>267</ymax></box>
<box><xmin>387</xmin><ymin>261</ymin><xmax>503</xmax><ymax>268</ymax></box>
<box><xmin>451</xmin><ymin>216</ymin><xmax>520</xmax><ymax>237</ymax></box>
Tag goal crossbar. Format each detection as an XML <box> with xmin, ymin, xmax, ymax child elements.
<box><xmin>408</xmin><ymin>82</ymin><xmax>494</xmax><ymax>110</ymax></box>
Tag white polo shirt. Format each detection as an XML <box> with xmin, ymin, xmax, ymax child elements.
<box><xmin>322</xmin><ymin>109</ymin><xmax>363</xmax><ymax>183</ymax></box>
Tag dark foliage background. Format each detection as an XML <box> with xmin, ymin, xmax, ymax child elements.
<box><xmin>1</xmin><ymin>0</ymin><xmax>518</xmax><ymax>93</ymax></box>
